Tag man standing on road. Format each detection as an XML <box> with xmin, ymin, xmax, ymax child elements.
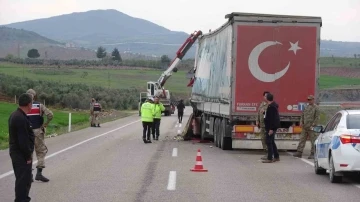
<box><xmin>262</xmin><ymin>93</ymin><xmax>280</xmax><ymax>163</ymax></box>
<box><xmin>152</xmin><ymin>96</ymin><xmax>165</xmax><ymax>140</ymax></box>
<box><xmin>26</xmin><ymin>89</ymin><xmax>53</xmax><ymax>182</ymax></box>
<box><xmin>9</xmin><ymin>93</ymin><xmax>35</xmax><ymax>202</ymax></box>
<box><xmin>293</xmin><ymin>95</ymin><xmax>320</xmax><ymax>159</ymax></box>
<box><xmin>177</xmin><ymin>99</ymin><xmax>185</xmax><ymax>124</ymax></box>
<box><xmin>90</xmin><ymin>98</ymin><xmax>102</xmax><ymax>127</ymax></box>
<box><xmin>256</xmin><ymin>91</ymin><xmax>269</xmax><ymax>160</ymax></box>
<box><xmin>141</xmin><ymin>98</ymin><xmax>155</xmax><ymax>143</ymax></box>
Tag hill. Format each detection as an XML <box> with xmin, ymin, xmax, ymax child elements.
<box><xmin>0</xmin><ymin>26</ymin><xmax>165</xmax><ymax>60</ymax></box>
<box><xmin>320</xmin><ymin>40</ymin><xmax>360</xmax><ymax>57</ymax></box>
<box><xmin>3</xmin><ymin>9</ymin><xmax>195</xmax><ymax>58</ymax></box>
<box><xmin>0</xmin><ymin>26</ymin><xmax>98</xmax><ymax>59</ymax></box>
<box><xmin>0</xmin><ymin>26</ymin><xmax>62</xmax><ymax>45</ymax></box>
<box><xmin>2</xmin><ymin>9</ymin><xmax>360</xmax><ymax>58</ymax></box>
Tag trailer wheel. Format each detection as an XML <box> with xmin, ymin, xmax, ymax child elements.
<box><xmin>220</xmin><ymin>119</ymin><xmax>232</xmax><ymax>150</ymax></box>
<box><xmin>200</xmin><ymin>114</ymin><xmax>207</xmax><ymax>140</ymax></box>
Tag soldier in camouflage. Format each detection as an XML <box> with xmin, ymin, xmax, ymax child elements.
<box><xmin>293</xmin><ymin>95</ymin><xmax>320</xmax><ymax>159</ymax></box>
<box><xmin>26</xmin><ymin>89</ymin><xmax>54</xmax><ymax>182</ymax></box>
<box><xmin>256</xmin><ymin>91</ymin><xmax>269</xmax><ymax>160</ymax></box>
<box><xmin>90</xmin><ymin>98</ymin><xmax>102</xmax><ymax>127</ymax></box>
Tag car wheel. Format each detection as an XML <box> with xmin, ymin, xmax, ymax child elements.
<box><xmin>329</xmin><ymin>155</ymin><xmax>342</xmax><ymax>183</ymax></box>
<box><xmin>314</xmin><ymin>149</ymin><xmax>326</xmax><ymax>175</ymax></box>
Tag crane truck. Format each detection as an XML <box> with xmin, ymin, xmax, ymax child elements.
<box><xmin>186</xmin><ymin>12</ymin><xmax>322</xmax><ymax>150</ymax></box>
<box><xmin>138</xmin><ymin>30</ymin><xmax>203</xmax><ymax>116</ymax></box>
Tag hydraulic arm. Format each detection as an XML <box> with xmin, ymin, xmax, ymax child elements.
<box><xmin>157</xmin><ymin>30</ymin><xmax>202</xmax><ymax>88</ymax></box>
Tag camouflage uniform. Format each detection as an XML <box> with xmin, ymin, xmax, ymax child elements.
<box><xmin>294</xmin><ymin>95</ymin><xmax>320</xmax><ymax>159</ymax></box>
<box><xmin>90</xmin><ymin>99</ymin><xmax>102</xmax><ymax>127</ymax></box>
<box><xmin>256</xmin><ymin>101</ymin><xmax>268</xmax><ymax>152</ymax></box>
<box><xmin>26</xmin><ymin>89</ymin><xmax>53</xmax><ymax>182</ymax></box>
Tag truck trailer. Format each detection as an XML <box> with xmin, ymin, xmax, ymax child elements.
<box><xmin>187</xmin><ymin>12</ymin><xmax>322</xmax><ymax>150</ymax></box>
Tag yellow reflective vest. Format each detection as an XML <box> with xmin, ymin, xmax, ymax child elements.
<box><xmin>141</xmin><ymin>101</ymin><xmax>155</xmax><ymax>122</ymax></box>
<box><xmin>153</xmin><ymin>103</ymin><xmax>165</xmax><ymax>119</ymax></box>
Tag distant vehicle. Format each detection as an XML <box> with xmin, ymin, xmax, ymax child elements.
<box><xmin>313</xmin><ymin>109</ymin><xmax>360</xmax><ymax>183</ymax></box>
<box><xmin>140</xmin><ymin>31</ymin><xmax>202</xmax><ymax>116</ymax></box>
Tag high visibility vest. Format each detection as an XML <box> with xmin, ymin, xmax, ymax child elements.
<box><xmin>141</xmin><ymin>102</ymin><xmax>155</xmax><ymax>122</ymax></box>
<box><xmin>27</xmin><ymin>101</ymin><xmax>44</xmax><ymax>129</ymax></box>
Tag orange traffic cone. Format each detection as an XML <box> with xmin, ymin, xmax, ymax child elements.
<box><xmin>190</xmin><ymin>149</ymin><xmax>208</xmax><ymax>172</ymax></box>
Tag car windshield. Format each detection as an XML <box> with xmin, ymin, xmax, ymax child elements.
<box><xmin>346</xmin><ymin>114</ymin><xmax>360</xmax><ymax>129</ymax></box>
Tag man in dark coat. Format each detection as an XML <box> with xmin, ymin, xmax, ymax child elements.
<box><xmin>8</xmin><ymin>93</ymin><xmax>35</xmax><ymax>201</ymax></box>
<box><xmin>262</xmin><ymin>93</ymin><xmax>280</xmax><ymax>163</ymax></box>
<box><xmin>176</xmin><ymin>99</ymin><xmax>185</xmax><ymax>123</ymax></box>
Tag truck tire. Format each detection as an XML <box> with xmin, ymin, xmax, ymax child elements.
<box><xmin>220</xmin><ymin>119</ymin><xmax>232</xmax><ymax>150</ymax></box>
<box><xmin>200</xmin><ymin>114</ymin><xmax>208</xmax><ymax>140</ymax></box>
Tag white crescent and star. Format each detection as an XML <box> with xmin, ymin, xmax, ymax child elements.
<box><xmin>248</xmin><ymin>40</ymin><xmax>302</xmax><ymax>83</ymax></box>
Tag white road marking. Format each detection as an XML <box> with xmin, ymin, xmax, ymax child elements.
<box><xmin>286</xmin><ymin>152</ymin><xmax>315</xmax><ymax>166</ymax></box>
<box><xmin>0</xmin><ymin>120</ymin><xmax>140</xmax><ymax>180</ymax></box>
<box><xmin>175</xmin><ymin>124</ymin><xmax>178</xmax><ymax>128</ymax></box>
<box><xmin>172</xmin><ymin>148</ymin><xmax>178</xmax><ymax>157</ymax></box>
<box><xmin>179</xmin><ymin>124</ymin><xmax>182</xmax><ymax>128</ymax></box>
<box><xmin>177</xmin><ymin>130</ymin><xmax>181</xmax><ymax>135</ymax></box>
<box><xmin>167</xmin><ymin>171</ymin><xmax>177</xmax><ymax>190</ymax></box>
<box><xmin>286</xmin><ymin>152</ymin><xmax>360</xmax><ymax>189</ymax></box>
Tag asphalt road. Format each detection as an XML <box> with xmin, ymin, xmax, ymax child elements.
<box><xmin>1</xmin><ymin>107</ymin><xmax>360</xmax><ymax>202</ymax></box>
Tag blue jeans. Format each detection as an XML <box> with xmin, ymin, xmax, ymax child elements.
<box><xmin>266</xmin><ymin>130</ymin><xmax>279</xmax><ymax>160</ymax></box>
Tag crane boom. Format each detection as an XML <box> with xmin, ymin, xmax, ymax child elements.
<box><xmin>157</xmin><ymin>30</ymin><xmax>203</xmax><ymax>87</ymax></box>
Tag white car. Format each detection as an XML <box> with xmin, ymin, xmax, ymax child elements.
<box><xmin>313</xmin><ymin>109</ymin><xmax>360</xmax><ymax>183</ymax></box>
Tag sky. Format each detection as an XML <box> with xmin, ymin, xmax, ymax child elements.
<box><xmin>0</xmin><ymin>0</ymin><xmax>359</xmax><ymax>42</ymax></box>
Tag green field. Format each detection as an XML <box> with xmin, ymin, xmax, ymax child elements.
<box><xmin>0</xmin><ymin>102</ymin><xmax>134</xmax><ymax>150</ymax></box>
<box><xmin>320</xmin><ymin>57</ymin><xmax>360</xmax><ymax>68</ymax></box>
<box><xmin>0</xmin><ymin>62</ymin><xmax>191</xmax><ymax>95</ymax></box>
<box><xmin>319</xmin><ymin>75</ymin><xmax>360</xmax><ymax>89</ymax></box>
<box><xmin>1</xmin><ymin>60</ymin><xmax>360</xmax><ymax>92</ymax></box>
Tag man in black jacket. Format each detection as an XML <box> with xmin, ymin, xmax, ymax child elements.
<box><xmin>177</xmin><ymin>99</ymin><xmax>185</xmax><ymax>123</ymax></box>
<box><xmin>262</xmin><ymin>93</ymin><xmax>280</xmax><ymax>163</ymax></box>
<box><xmin>8</xmin><ymin>93</ymin><xmax>35</xmax><ymax>202</ymax></box>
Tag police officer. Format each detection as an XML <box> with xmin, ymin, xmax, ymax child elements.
<box><xmin>293</xmin><ymin>95</ymin><xmax>320</xmax><ymax>159</ymax></box>
<box><xmin>256</xmin><ymin>91</ymin><xmax>269</xmax><ymax>160</ymax></box>
<box><xmin>9</xmin><ymin>93</ymin><xmax>34</xmax><ymax>202</ymax></box>
<box><xmin>152</xmin><ymin>96</ymin><xmax>165</xmax><ymax>140</ymax></box>
<box><xmin>90</xmin><ymin>98</ymin><xmax>102</xmax><ymax>127</ymax></box>
<box><xmin>141</xmin><ymin>98</ymin><xmax>155</xmax><ymax>143</ymax></box>
<box><xmin>26</xmin><ymin>89</ymin><xmax>53</xmax><ymax>182</ymax></box>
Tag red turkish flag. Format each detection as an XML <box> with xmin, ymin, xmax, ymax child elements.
<box><xmin>234</xmin><ymin>25</ymin><xmax>318</xmax><ymax>114</ymax></box>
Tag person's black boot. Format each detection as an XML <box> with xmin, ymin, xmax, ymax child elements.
<box><xmin>35</xmin><ymin>168</ymin><xmax>49</xmax><ymax>182</ymax></box>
